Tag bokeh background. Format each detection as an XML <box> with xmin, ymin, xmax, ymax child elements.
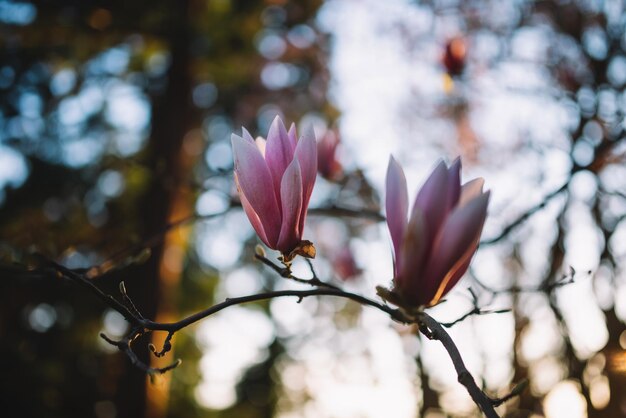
<box><xmin>1</xmin><ymin>0</ymin><xmax>626</xmax><ymax>417</ymax></box>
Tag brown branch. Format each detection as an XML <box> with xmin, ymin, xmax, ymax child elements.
<box><xmin>146</xmin><ymin>288</ymin><xmax>408</xmax><ymax>332</ymax></box>
<box><xmin>308</xmin><ymin>204</ymin><xmax>385</xmax><ymax>221</ymax></box>
<box><xmin>471</xmin><ymin>266</ymin><xmax>581</xmax><ymax>297</ymax></box>
<box><xmin>439</xmin><ymin>288</ymin><xmax>510</xmax><ymax>327</ymax></box>
<box><xmin>48</xmin><ymin>258</ymin><xmax>522</xmax><ymax>415</ymax></box>
<box><xmin>480</xmin><ymin>182</ymin><xmax>568</xmax><ymax>246</ymax></box>
<box><xmin>417</xmin><ymin>312</ymin><xmax>500</xmax><ymax>417</ymax></box>
<box><xmin>100</xmin><ymin>330</ymin><xmax>181</xmax><ymax>375</ymax></box>
<box><xmin>86</xmin><ymin>209</ymin><xmax>231</xmax><ymax>279</ymax></box>
<box><xmin>440</xmin><ymin>305</ymin><xmax>510</xmax><ymax>328</ymax></box>
<box><xmin>253</xmin><ymin>253</ymin><xmax>342</xmax><ymax>290</ymax></box>
<box><xmin>73</xmin><ymin>202</ymin><xmax>382</xmax><ymax>280</ymax></box>
<box><xmin>44</xmin><ymin>258</ymin><xmax>141</xmax><ymax>326</ymax></box>
<box><xmin>479</xmin><ymin>132</ymin><xmax>624</xmax><ymax>248</ymax></box>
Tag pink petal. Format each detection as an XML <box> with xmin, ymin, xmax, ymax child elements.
<box><xmin>317</xmin><ymin>130</ymin><xmax>341</xmax><ymax>179</ymax></box>
<box><xmin>255</xmin><ymin>137</ymin><xmax>267</xmax><ymax>156</ymax></box>
<box><xmin>265</xmin><ymin>116</ymin><xmax>295</xmax><ymax>205</ymax></box>
<box><xmin>235</xmin><ymin>173</ymin><xmax>271</xmax><ymax>247</ymax></box>
<box><xmin>459</xmin><ymin>178</ymin><xmax>485</xmax><ymax>207</ymax></box>
<box><xmin>385</xmin><ymin>156</ymin><xmax>408</xmax><ymax>274</ymax></box>
<box><xmin>294</xmin><ymin>126</ymin><xmax>318</xmax><ymax>235</ymax></box>
<box><xmin>288</xmin><ymin>123</ymin><xmax>298</xmax><ymax>150</ymax></box>
<box><xmin>446</xmin><ymin>158</ymin><xmax>461</xmax><ymax>211</ymax></box>
<box><xmin>412</xmin><ymin>160</ymin><xmax>451</xmax><ymax>247</ymax></box>
<box><xmin>397</xmin><ymin>208</ymin><xmax>427</xmax><ymax>305</ymax></box>
<box><xmin>232</xmin><ymin>134</ymin><xmax>281</xmax><ymax>246</ymax></box>
<box><xmin>242</xmin><ymin>127</ymin><xmax>255</xmax><ymax>143</ymax></box>
<box><xmin>427</xmin><ymin>243</ymin><xmax>476</xmax><ymax>306</ymax></box>
<box><xmin>421</xmin><ymin>191</ymin><xmax>490</xmax><ymax>299</ymax></box>
<box><xmin>276</xmin><ymin>159</ymin><xmax>303</xmax><ymax>253</ymax></box>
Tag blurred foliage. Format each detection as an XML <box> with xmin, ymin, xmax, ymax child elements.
<box><xmin>1</xmin><ymin>0</ymin><xmax>326</xmax><ymax>417</ymax></box>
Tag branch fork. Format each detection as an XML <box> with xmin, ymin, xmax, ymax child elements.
<box><xmin>49</xmin><ymin>254</ymin><xmax>524</xmax><ymax>417</ymax></box>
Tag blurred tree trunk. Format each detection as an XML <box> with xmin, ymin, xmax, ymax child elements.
<box><xmin>417</xmin><ymin>346</ymin><xmax>440</xmax><ymax>416</ymax></box>
<box><xmin>115</xmin><ymin>1</ymin><xmax>192</xmax><ymax>417</ymax></box>
<box><xmin>510</xmin><ymin>309</ymin><xmax>535</xmax><ymax>417</ymax></box>
<box><xmin>545</xmin><ymin>217</ymin><xmax>593</xmax><ymax>412</ymax></box>
<box><xmin>596</xmin><ymin>309</ymin><xmax>626</xmax><ymax>418</ymax></box>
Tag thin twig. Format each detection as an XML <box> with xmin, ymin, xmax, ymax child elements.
<box><xmin>440</xmin><ymin>288</ymin><xmax>510</xmax><ymax>327</ymax></box>
<box><xmin>308</xmin><ymin>204</ymin><xmax>385</xmax><ymax>221</ymax></box>
<box><xmin>44</xmin><ymin>258</ymin><xmax>140</xmax><ymax>325</ymax></box>
<box><xmin>50</xmin><ymin>259</ymin><xmax>521</xmax><ymax>414</ymax></box>
<box><xmin>491</xmin><ymin>380</ymin><xmax>529</xmax><ymax>407</ymax></box>
<box><xmin>100</xmin><ymin>329</ymin><xmax>181</xmax><ymax>374</ymax></box>
<box><xmin>471</xmin><ymin>267</ymin><xmax>581</xmax><ymax>297</ymax></box>
<box><xmin>145</xmin><ymin>288</ymin><xmax>408</xmax><ymax>332</ymax></box>
<box><xmin>480</xmin><ymin>182</ymin><xmax>568</xmax><ymax>246</ymax></box>
<box><xmin>440</xmin><ymin>307</ymin><xmax>511</xmax><ymax>328</ymax></box>
<box><xmin>254</xmin><ymin>253</ymin><xmax>342</xmax><ymax>290</ymax></box>
<box><xmin>119</xmin><ymin>281</ymin><xmax>144</xmax><ymax>320</ymax></box>
<box><xmin>86</xmin><ymin>210</ymin><xmax>230</xmax><ymax>279</ymax></box>
<box><xmin>149</xmin><ymin>331</ymin><xmax>174</xmax><ymax>358</ymax></box>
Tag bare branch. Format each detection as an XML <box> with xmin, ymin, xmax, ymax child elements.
<box><xmin>439</xmin><ymin>288</ymin><xmax>510</xmax><ymax>327</ymax></box>
<box><xmin>149</xmin><ymin>331</ymin><xmax>174</xmax><ymax>358</ymax></box>
<box><xmin>86</xmin><ymin>209</ymin><xmax>230</xmax><ymax>279</ymax></box>
<box><xmin>48</xmin><ymin>257</ymin><xmax>524</xmax><ymax>416</ymax></box>
<box><xmin>480</xmin><ymin>182</ymin><xmax>568</xmax><ymax>246</ymax></box>
<box><xmin>471</xmin><ymin>266</ymin><xmax>582</xmax><ymax>297</ymax></box>
<box><xmin>254</xmin><ymin>253</ymin><xmax>342</xmax><ymax>290</ymax></box>
<box><xmin>43</xmin><ymin>258</ymin><xmax>141</xmax><ymax>326</ymax></box>
<box><xmin>100</xmin><ymin>329</ymin><xmax>182</xmax><ymax>375</ymax></box>
<box><xmin>308</xmin><ymin>204</ymin><xmax>385</xmax><ymax>221</ymax></box>
<box><xmin>491</xmin><ymin>380</ymin><xmax>529</xmax><ymax>407</ymax></box>
<box><xmin>119</xmin><ymin>281</ymin><xmax>144</xmax><ymax>320</ymax></box>
<box><xmin>417</xmin><ymin>312</ymin><xmax>501</xmax><ymax>417</ymax></box>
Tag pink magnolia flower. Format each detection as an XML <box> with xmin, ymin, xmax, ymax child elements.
<box><xmin>332</xmin><ymin>246</ymin><xmax>362</xmax><ymax>281</ymax></box>
<box><xmin>385</xmin><ymin>156</ymin><xmax>489</xmax><ymax>308</ymax></box>
<box><xmin>231</xmin><ymin>116</ymin><xmax>317</xmax><ymax>260</ymax></box>
<box><xmin>317</xmin><ymin>129</ymin><xmax>342</xmax><ymax>180</ymax></box>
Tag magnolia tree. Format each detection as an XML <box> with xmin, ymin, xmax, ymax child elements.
<box><xmin>45</xmin><ymin>116</ymin><xmax>536</xmax><ymax>418</ymax></box>
<box><xmin>5</xmin><ymin>1</ymin><xmax>625</xmax><ymax>417</ymax></box>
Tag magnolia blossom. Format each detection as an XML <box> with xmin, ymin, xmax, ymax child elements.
<box><xmin>332</xmin><ymin>246</ymin><xmax>362</xmax><ymax>281</ymax></box>
<box><xmin>317</xmin><ymin>129</ymin><xmax>342</xmax><ymax>180</ymax></box>
<box><xmin>231</xmin><ymin>116</ymin><xmax>317</xmax><ymax>259</ymax></box>
<box><xmin>443</xmin><ymin>37</ymin><xmax>467</xmax><ymax>77</ymax></box>
<box><xmin>385</xmin><ymin>156</ymin><xmax>489</xmax><ymax>308</ymax></box>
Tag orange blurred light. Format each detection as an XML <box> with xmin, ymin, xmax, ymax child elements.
<box><xmin>608</xmin><ymin>350</ymin><xmax>626</xmax><ymax>374</ymax></box>
<box><xmin>88</xmin><ymin>8</ymin><xmax>112</xmax><ymax>30</ymax></box>
<box><xmin>443</xmin><ymin>37</ymin><xmax>467</xmax><ymax>76</ymax></box>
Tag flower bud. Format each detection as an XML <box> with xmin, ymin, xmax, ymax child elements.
<box><xmin>232</xmin><ymin>116</ymin><xmax>318</xmax><ymax>259</ymax></box>
<box><xmin>385</xmin><ymin>156</ymin><xmax>489</xmax><ymax>307</ymax></box>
